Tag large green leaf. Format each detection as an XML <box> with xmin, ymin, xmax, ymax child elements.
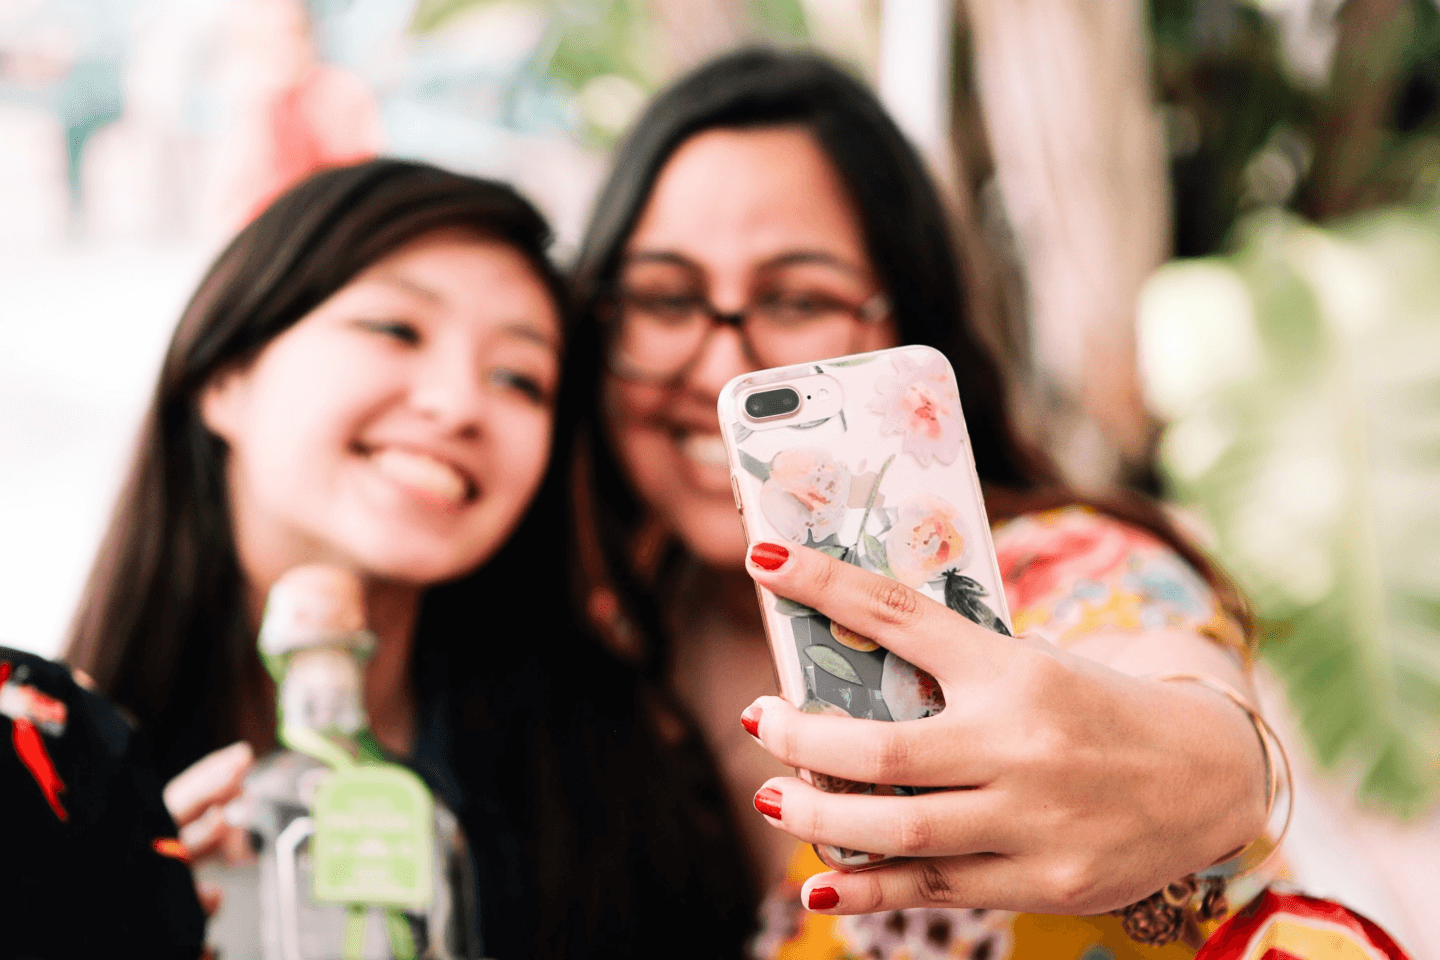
<box><xmin>1140</xmin><ymin>206</ymin><xmax>1440</xmax><ymax>815</ymax></box>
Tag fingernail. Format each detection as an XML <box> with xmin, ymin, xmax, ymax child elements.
<box><xmin>754</xmin><ymin>786</ymin><xmax>782</xmax><ymax>820</ymax></box>
<box><xmin>807</xmin><ymin>885</ymin><xmax>840</xmax><ymax>910</ymax></box>
<box><xmin>749</xmin><ymin>542</ymin><xmax>790</xmax><ymax>571</ymax></box>
<box><xmin>740</xmin><ymin>703</ymin><xmax>762</xmax><ymax>739</ymax></box>
<box><xmin>152</xmin><ymin>837</ymin><xmax>191</xmax><ymax>864</ymax></box>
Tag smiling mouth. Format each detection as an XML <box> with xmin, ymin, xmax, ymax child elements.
<box><xmin>679</xmin><ymin>433</ymin><xmax>729</xmax><ymax>469</ymax></box>
<box><xmin>365</xmin><ymin>447</ymin><xmax>478</xmax><ymax>509</ymax></box>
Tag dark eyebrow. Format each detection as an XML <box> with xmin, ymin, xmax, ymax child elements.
<box><xmin>621</xmin><ymin>251</ymin><xmax>702</xmax><ymax>270</ymax></box>
<box><xmin>372</xmin><ymin>271</ymin><xmax>444</xmax><ymax>303</ymax></box>
<box><xmin>367</xmin><ymin>273</ymin><xmax>559</xmax><ymax>349</ymax></box>
<box><xmin>621</xmin><ymin>249</ymin><xmax>867</xmax><ymax>277</ymax></box>
<box><xmin>759</xmin><ymin>251</ymin><xmax>867</xmax><ymax>275</ymax></box>
<box><xmin>500</xmin><ymin>321</ymin><xmax>560</xmax><ymax>351</ymax></box>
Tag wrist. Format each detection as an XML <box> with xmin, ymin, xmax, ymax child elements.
<box><xmin>1117</xmin><ymin>674</ymin><xmax>1292</xmax><ymax>948</ymax></box>
<box><xmin>1160</xmin><ymin>675</ymin><xmax>1271</xmax><ymax>862</ymax></box>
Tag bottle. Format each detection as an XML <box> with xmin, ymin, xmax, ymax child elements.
<box><xmin>233</xmin><ymin>565</ymin><xmax>480</xmax><ymax>960</ymax></box>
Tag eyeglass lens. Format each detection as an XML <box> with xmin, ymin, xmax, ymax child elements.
<box><xmin>611</xmin><ymin>262</ymin><xmax>876</xmax><ymax>379</ymax></box>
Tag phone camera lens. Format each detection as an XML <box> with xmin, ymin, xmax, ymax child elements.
<box><xmin>743</xmin><ymin>387</ymin><xmax>802</xmax><ymax>420</ymax></box>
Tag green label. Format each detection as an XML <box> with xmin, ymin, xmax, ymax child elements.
<box><xmin>311</xmin><ymin>765</ymin><xmax>433</xmax><ymax>909</ymax></box>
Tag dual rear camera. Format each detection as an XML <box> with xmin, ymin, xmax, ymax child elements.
<box><xmin>743</xmin><ymin>387</ymin><xmax>802</xmax><ymax>420</ymax></box>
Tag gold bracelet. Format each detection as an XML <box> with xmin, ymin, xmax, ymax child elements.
<box><xmin>1112</xmin><ymin>673</ymin><xmax>1294</xmax><ymax>947</ymax></box>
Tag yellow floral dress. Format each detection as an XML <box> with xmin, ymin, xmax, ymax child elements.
<box><xmin>749</xmin><ymin>507</ymin><xmax>1410</xmax><ymax>960</ymax></box>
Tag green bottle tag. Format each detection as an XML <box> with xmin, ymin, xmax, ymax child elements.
<box><xmin>311</xmin><ymin>764</ymin><xmax>433</xmax><ymax>909</ymax></box>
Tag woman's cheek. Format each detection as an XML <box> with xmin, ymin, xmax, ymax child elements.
<box><xmin>497</xmin><ymin>403</ymin><xmax>554</xmax><ymax>512</ymax></box>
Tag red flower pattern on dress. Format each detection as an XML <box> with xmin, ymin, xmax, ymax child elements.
<box><xmin>994</xmin><ymin>510</ymin><xmax>1157</xmax><ymax>611</ymax></box>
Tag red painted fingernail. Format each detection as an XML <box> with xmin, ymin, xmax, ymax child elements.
<box><xmin>740</xmin><ymin>703</ymin><xmax>763</xmax><ymax>739</ymax></box>
<box><xmin>152</xmin><ymin>837</ymin><xmax>192</xmax><ymax>864</ymax></box>
<box><xmin>807</xmin><ymin>885</ymin><xmax>840</xmax><ymax>910</ymax></box>
<box><xmin>754</xmin><ymin>786</ymin><xmax>782</xmax><ymax>820</ymax></box>
<box><xmin>749</xmin><ymin>542</ymin><xmax>790</xmax><ymax>571</ymax></box>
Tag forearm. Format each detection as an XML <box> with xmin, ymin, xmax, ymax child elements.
<box><xmin>1066</xmin><ymin>626</ymin><xmax>1256</xmax><ymax>703</ymax></box>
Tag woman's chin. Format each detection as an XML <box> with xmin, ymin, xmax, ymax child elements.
<box><xmin>672</xmin><ymin>506</ymin><xmax>751</xmax><ymax>570</ymax></box>
<box><xmin>343</xmin><ymin>534</ymin><xmax>498</xmax><ymax>587</ymax></box>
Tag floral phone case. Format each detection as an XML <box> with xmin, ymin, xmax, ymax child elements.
<box><xmin>718</xmin><ymin>345</ymin><xmax>1012</xmax><ymax>871</ymax></box>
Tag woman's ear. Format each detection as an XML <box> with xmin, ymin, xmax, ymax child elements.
<box><xmin>198</xmin><ymin>367</ymin><xmax>249</xmax><ymax>442</ymax></box>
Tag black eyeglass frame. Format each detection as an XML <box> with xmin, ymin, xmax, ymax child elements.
<box><xmin>601</xmin><ymin>288</ymin><xmax>891</xmax><ymax>384</ymax></box>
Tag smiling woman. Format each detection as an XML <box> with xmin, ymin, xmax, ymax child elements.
<box><xmin>199</xmin><ymin>233</ymin><xmax>561</xmax><ymax>593</ymax></box>
<box><xmin>569</xmin><ymin>48</ymin><xmax>1413</xmax><ymax>960</ymax></box>
<box><xmin>65</xmin><ymin>161</ymin><xmax>570</xmax><ymax>785</ymax></box>
<box><xmin>61</xmin><ymin>159</ymin><xmax>756</xmax><ymax>958</ymax></box>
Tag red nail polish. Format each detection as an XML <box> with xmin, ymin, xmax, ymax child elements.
<box><xmin>750</xmin><ymin>542</ymin><xmax>790</xmax><ymax>571</ymax></box>
<box><xmin>740</xmin><ymin>703</ymin><xmax>762</xmax><ymax>738</ymax></box>
<box><xmin>807</xmin><ymin>885</ymin><xmax>840</xmax><ymax>910</ymax></box>
<box><xmin>754</xmin><ymin>786</ymin><xmax>782</xmax><ymax>819</ymax></box>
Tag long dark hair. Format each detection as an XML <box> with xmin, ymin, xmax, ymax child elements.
<box><xmin>66</xmin><ymin>158</ymin><xmax>566</xmax><ymax>779</ymax></box>
<box><xmin>571</xmin><ymin>48</ymin><xmax>1252</xmax><ymax>675</ymax></box>
<box><xmin>65</xmin><ymin>159</ymin><xmax>757</xmax><ymax>957</ymax></box>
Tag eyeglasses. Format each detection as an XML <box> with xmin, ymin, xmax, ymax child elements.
<box><xmin>605</xmin><ymin>285</ymin><xmax>890</xmax><ymax>383</ymax></box>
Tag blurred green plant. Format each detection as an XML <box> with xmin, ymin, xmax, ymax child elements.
<box><xmin>1139</xmin><ymin>0</ymin><xmax>1440</xmax><ymax>817</ymax></box>
<box><xmin>409</xmin><ymin>0</ymin><xmax>810</xmax><ymax>147</ymax></box>
<box><xmin>1147</xmin><ymin>0</ymin><xmax>1440</xmax><ymax>257</ymax></box>
<box><xmin>1140</xmin><ymin>206</ymin><xmax>1440</xmax><ymax>816</ymax></box>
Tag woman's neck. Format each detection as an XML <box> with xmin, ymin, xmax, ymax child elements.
<box><xmin>667</xmin><ymin>559</ymin><xmax>797</xmax><ymax>890</ymax></box>
<box><xmin>360</xmin><ymin>580</ymin><xmax>420</xmax><ymax>757</ymax></box>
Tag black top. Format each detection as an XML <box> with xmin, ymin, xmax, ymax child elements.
<box><xmin>0</xmin><ymin>646</ymin><xmax>207</xmax><ymax>960</ymax></box>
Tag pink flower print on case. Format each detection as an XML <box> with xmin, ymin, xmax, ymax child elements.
<box><xmin>883</xmin><ymin>494</ymin><xmax>1011</xmax><ymax>636</ymax></box>
<box><xmin>759</xmin><ymin>447</ymin><xmax>852</xmax><ymax>544</ymax></box>
<box><xmin>880</xmin><ymin>652</ymin><xmax>946</xmax><ymax>721</ymax></box>
<box><xmin>886</xmin><ymin>494</ymin><xmax>971</xmax><ymax>587</ymax></box>
<box><xmin>868</xmin><ymin>350</ymin><xmax>964</xmax><ymax>466</ymax></box>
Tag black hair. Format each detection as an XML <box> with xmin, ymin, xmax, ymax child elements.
<box><xmin>67</xmin><ymin>158</ymin><xmax>568</xmax><ymax>776</ymax></box>
<box><xmin>66</xmin><ymin>158</ymin><xmax>757</xmax><ymax>958</ymax></box>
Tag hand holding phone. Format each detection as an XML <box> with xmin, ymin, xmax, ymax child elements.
<box><xmin>719</xmin><ymin>345</ymin><xmax>1011</xmax><ymax>870</ymax></box>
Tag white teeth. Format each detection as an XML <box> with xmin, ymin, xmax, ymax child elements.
<box><xmin>680</xmin><ymin>434</ymin><xmax>729</xmax><ymax>468</ymax></box>
<box><xmin>371</xmin><ymin>449</ymin><xmax>468</xmax><ymax>506</ymax></box>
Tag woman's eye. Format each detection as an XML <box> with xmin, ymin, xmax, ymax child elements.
<box><xmin>624</xmin><ymin>291</ymin><xmax>705</xmax><ymax>322</ymax></box>
<box><xmin>756</xmin><ymin>290</ymin><xmax>844</xmax><ymax>322</ymax></box>
<box><xmin>488</xmin><ymin>368</ymin><xmax>550</xmax><ymax>404</ymax></box>
<box><xmin>357</xmin><ymin>319</ymin><xmax>421</xmax><ymax>345</ymax></box>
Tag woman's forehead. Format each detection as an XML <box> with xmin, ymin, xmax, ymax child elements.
<box><xmin>625</xmin><ymin>127</ymin><xmax>869</xmax><ymax>271</ymax></box>
<box><xmin>355</xmin><ymin>234</ymin><xmax>561</xmax><ymax>342</ymax></box>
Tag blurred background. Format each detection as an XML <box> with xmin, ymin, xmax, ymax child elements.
<box><xmin>1</xmin><ymin>0</ymin><xmax>1437</xmax><ymax>953</ymax></box>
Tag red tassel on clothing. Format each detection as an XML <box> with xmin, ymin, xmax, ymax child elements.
<box><xmin>11</xmin><ymin>716</ymin><xmax>67</xmax><ymax>821</ymax></box>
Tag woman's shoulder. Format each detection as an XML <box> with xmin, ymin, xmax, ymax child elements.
<box><xmin>990</xmin><ymin>505</ymin><xmax>1244</xmax><ymax>652</ymax></box>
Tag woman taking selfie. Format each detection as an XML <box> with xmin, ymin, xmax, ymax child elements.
<box><xmin>571</xmin><ymin>49</ymin><xmax>1406</xmax><ymax>958</ymax></box>
<box><xmin>64</xmin><ymin>159</ymin><xmax>754</xmax><ymax>959</ymax></box>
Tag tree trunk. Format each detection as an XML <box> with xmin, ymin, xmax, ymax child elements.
<box><xmin>960</xmin><ymin>0</ymin><xmax>1169</xmax><ymax>491</ymax></box>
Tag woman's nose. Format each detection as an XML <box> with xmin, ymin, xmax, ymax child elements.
<box><xmin>685</xmin><ymin>320</ymin><xmax>754</xmax><ymax>399</ymax></box>
<box><xmin>411</xmin><ymin>351</ymin><xmax>487</xmax><ymax>436</ymax></box>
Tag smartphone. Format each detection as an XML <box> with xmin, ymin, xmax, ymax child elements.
<box><xmin>718</xmin><ymin>345</ymin><xmax>1012</xmax><ymax>870</ymax></box>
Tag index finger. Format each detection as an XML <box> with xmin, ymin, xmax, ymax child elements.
<box><xmin>746</xmin><ymin>541</ymin><xmax>1010</xmax><ymax>686</ymax></box>
<box><xmin>163</xmin><ymin>741</ymin><xmax>254</xmax><ymax>826</ymax></box>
